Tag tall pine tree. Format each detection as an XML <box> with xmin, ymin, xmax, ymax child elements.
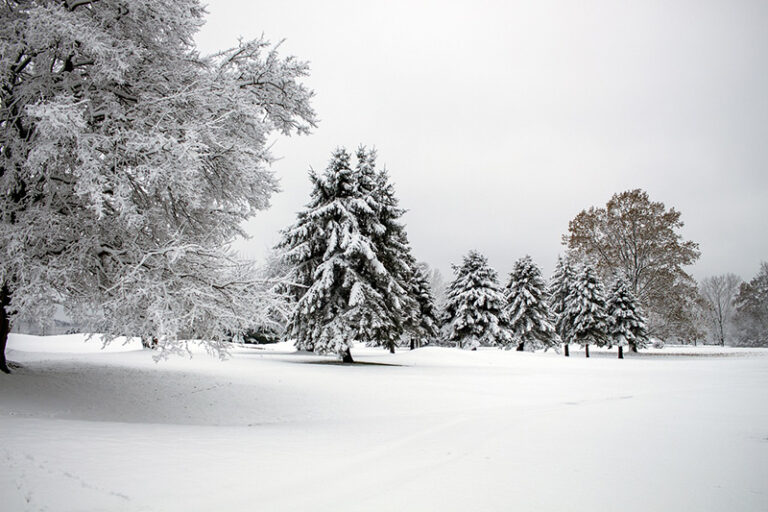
<box><xmin>279</xmin><ymin>148</ymin><xmax>408</xmax><ymax>362</ymax></box>
<box><xmin>606</xmin><ymin>278</ymin><xmax>649</xmax><ymax>358</ymax></box>
<box><xmin>363</xmin><ymin>150</ymin><xmax>420</xmax><ymax>353</ymax></box>
<box><xmin>443</xmin><ymin>251</ymin><xmax>511</xmax><ymax>349</ymax></box>
<box><xmin>549</xmin><ymin>255</ymin><xmax>576</xmax><ymax>356</ymax></box>
<box><xmin>563</xmin><ymin>264</ymin><xmax>608</xmax><ymax>358</ymax></box>
<box><xmin>505</xmin><ymin>256</ymin><xmax>557</xmax><ymax>351</ymax></box>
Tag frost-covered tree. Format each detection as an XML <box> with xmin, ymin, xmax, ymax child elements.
<box><xmin>504</xmin><ymin>255</ymin><xmax>556</xmax><ymax>351</ymax></box>
<box><xmin>606</xmin><ymin>278</ymin><xmax>649</xmax><ymax>358</ymax></box>
<box><xmin>0</xmin><ymin>1</ymin><xmax>316</xmax><ymax>372</ymax></box>
<box><xmin>278</xmin><ymin>148</ymin><xmax>411</xmax><ymax>362</ymax></box>
<box><xmin>563</xmin><ymin>264</ymin><xmax>608</xmax><ymax>357</ymax></box>
<box><xmin>443</xmin><ymin>251</ymin><xmax>510</xmax><ymax>349</ymax></box>
<box><xmin>549</xmin><ymin>255</ymin><xmax>576</xmax><ymax>356</ymax></box>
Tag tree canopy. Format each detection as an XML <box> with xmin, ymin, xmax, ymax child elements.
<box><xmin>0</xmin><ymin>0</ymin><xmax>316</xmax><ymax>371</ymax></box>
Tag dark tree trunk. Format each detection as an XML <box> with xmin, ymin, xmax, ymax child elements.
<box><xmin>585</xmin><ymin>344</ymin><xmax>590</xmax><ymax>358</ymax></box>
<box><xmin>410</xmin><ymin>338</ymin><xmax>415</xmax><ymax>350</ymax></box>
<box><xmin>341</xmin><ymin>347</ymin><xmax>354</xmax><ymax>363</ymax></box>
<box><xmin>0</xmin><ymin>284</ymin><xmax>12</xmax><ymax>374</ymax></box>
<box><xmin>389</xmin><ymin>345</ymin><xmax>395</xmax><ymax>354</ymax></box>
<box><xmin>618</xmin><ymin>346</ymin><xmax>624</xmax><ymax>359</ymax></box>
<box><xmin>564</xmin><ymin>343</ymin><xmax>570</xmax><ymax>357</ymax></box>
<box><xmin>631</xmin><ymin>343</ymin><xmax>638</xmax><ymax>353</ymax></box>
<box><xmin>516</xmin><ymin>342</ymin><xmax>524</xmax><ymax>352</ymax></box>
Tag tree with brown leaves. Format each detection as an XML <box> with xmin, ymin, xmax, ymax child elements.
<box><xmin>563</xmin><ymin>189</ymin><xmax>700</xmax><ymax>342</ymax></box>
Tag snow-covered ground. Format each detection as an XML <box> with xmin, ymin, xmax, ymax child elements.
<box><xmin>2</xmin><ymin>334</ymin><xmax>767</xmax><ymax>512</ymax></box>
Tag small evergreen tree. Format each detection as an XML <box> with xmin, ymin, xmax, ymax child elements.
<box><xmin>606</xmin><ymin>278</ymin><xmax>649</xmax><ymax>358</ymax></box>
<box><xmin>504</xmin><ymin>256</ymin><xmax>557</xmax><ymax>351</ymax></box>
<box><xmin>443</xmin><ymin>251</ymin><xmax>511</xmax><ymax>349</ymax></box>
<box><xmin>564</xmin><ymin>264</ymin><xmax>608</xmax><ymax>357</ymax></box>
<box><xmin>278</xmin><ymin>148</ymin><xmax>406</xmax><ymax>362</ymax></box>
<box><xmin>406</xmin><ymin>263</ymin><xmax>440</xmax><ymax>348</ymax></box>
<box><xmin>549</xmin><ymin>255</ymin><xmax>576</xmax><ymax>356</ymax></box>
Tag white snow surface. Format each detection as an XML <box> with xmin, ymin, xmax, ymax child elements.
<box><xmin>2</xmin><ymin>334</ymin><xmax>767</xmax><ymax>511</ymax></box>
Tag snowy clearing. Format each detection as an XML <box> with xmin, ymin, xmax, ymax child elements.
<box><xmin>2</xmin><ymin>334</ymin><xmax>767</xmax><ymax>512</ymax></box>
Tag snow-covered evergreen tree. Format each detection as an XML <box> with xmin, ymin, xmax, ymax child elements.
<box><xmin>406</xmin><ymin>263</ymin><xmax>440</xmax><ymax>348</ymax></box>
<box><xmin>363</xmin><ymin>150</ymin><xmax>420</xmax><ymax>352</ymax></box>
<box><xmin>504</xmin><ymin>256</ymin><xmax>557</xmax><ymax>351</ymax></box>
<box><xmin>549</xmin><ymin>255</ymin><xmax>576</xmax><ymax>356</ymax></box>
<box><xmin>606</xmin><ymin>278</ymin><xmax>649</xmax><ymax>358</ymax></box>
<box><xmin>278</xmin><ymin>148</ymin><xmax>411</xmax><ymax>361</ymax></box>
<box><xmin>563</xmin><ymin>264</ymin><xmax>609</xmax><ymax>357</ymax></box>
<box><xmin>443</xmin><ymin>251</ymin><xmax>511</xmax><ymax>349</ymax></box>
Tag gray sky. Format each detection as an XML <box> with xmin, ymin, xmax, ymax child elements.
<box><xmin>196</xmin><ymin>0</ymin><xmax>768</xmax><ymax>282</ymax></box>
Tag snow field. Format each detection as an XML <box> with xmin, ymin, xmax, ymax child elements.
<box><xmin>2</xmin><ymin>334</ymin><xmax>767</xmax><ymax>511</ymax></box>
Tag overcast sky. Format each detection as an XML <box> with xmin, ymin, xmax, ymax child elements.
<box><xmin>196</xmin><ymin>0</ymin><xmax>768</xmax><ymax>282</ymax></box>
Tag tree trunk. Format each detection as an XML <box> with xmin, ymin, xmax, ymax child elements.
<box><xmin>516</xmin><ymin>342</ymin><xmax>524</xmax><ymax>352</ymax></box>
<box><xmin>631</xmin><ymin>344</ymin><xmax>638</xmax><ymax>353</ymax></box>
<box><xmin>0</xmin><ymin>284</ymin><xmax>12</xmax><ymax>374</ymax></box>
<box><xmin>341</xmin><ymin>347</ymin><xmax>354</xmax><ymax>363</ymax></box>
<box><xmin>618</xmin><ymin>346</ymin><xmax>624</xmax><ymax>359</ymax></box>
<box><xmin>389</xmin><ymin>345</ymin><xmax>395</xmax><ymax>354</ymax></box>
<box><xmin>410</xmin><ymin>338</ymin><xmax>415</xmax><ymax>350</ymax></box>
<box><xmin>585</xmin><ymin>344</ymin><xmax>590</xmax><ymax>358</ymax></box>
<box><xmin>564</xmin><ymin>343</ymin><xmax>569</xmax><ymax>357</ymax></box>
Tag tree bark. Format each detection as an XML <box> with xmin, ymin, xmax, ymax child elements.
<box><xmin>585</xmin><ymin>344</ymin><xmax>590</xmax><ymax>358</ymax></box>
<box><xmin>410</xmin><ymin>338</ymin><xmax>415</xmax><ymax>350</ymax></box>
<box><xmin>564</xmin><ymin>343</ymin><xmax>569</xmax><ymax>357</ymax></box>
<box><xmin>516</xmin><ymin>342</ymin><xmax>524</xmax><ymax>352</ymax></box>
<box><xmin>0</xmin><ymin>284</ymin><xmax>12</xmax><ymax>374</ymax></box>
<box><xmin>341</xmin><ymin>347</ymin><xmax>354</xmax><ymax>363</ymax></box>
<box><xmin>618</xmin><ymin>346</ymin><xmax>624</xmax><ymax>359</ymax></box>
<box><xmin>389</xmin><ymin>345</ymin><xmax>395</xmax><ymax>354</ymax></box>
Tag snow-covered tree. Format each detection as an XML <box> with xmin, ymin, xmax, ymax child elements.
<box><xmin>406</xmin><ymin>262</ymin><xmax>440</xmax><ymax>348</ymax></box>
<box><xmin>563</xmin><ymin>264</ymin><xmax>608</xmax><ymax>357</ymax></box>
<box><xmin>443</xmin><ymin>251</ymin><xmax>511</xmax><ymax>349</ymax></box>
<box><xmin>0</xmin><ymin>1</ymin><xmax>316</xmax><ymax>372</ymax></box>
<box><xmin>504</xmin><ymin>255</ymin><xmax>557</xmax><ymax>351</ymax></box>
<box><xmin>606</xmin><ymin>278</ymin><xmax>649</xmax><ymax>358</ymax></box>
<box><xmin>365</xmin><ymin>152</ymin><xmax>420</xmax><ymax>352</ymax></box>
<box><xmin>278</xmin><ymin>148</ymin><xmax>411</xmax><ymax>362</ymax></box>
<box><xmin>549</xmin><ymin>255</ymin><xmax>576</xmax><ymax>356</ymax></box>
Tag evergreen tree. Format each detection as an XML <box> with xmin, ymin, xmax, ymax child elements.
<box><xmin>606</xmin><ymin>278</ymin><xmax>649</xmax><ymax>358</ymax></box>
<box><xmin>443</xmin><ymin>251</ymin><xmax>511</xmax><ymax>349</ymax></box>
<box><xmin>563</xmin><ymin>264</ymin><xmax>608</xmax><ymax>357</ymax></box>
<box><xmin>504</xmin><ymin>256</ymin><xmax>557</xmax><ymax>351</ymax></box>
<box><xmin>549</xmin><ymin>255</ymin><xmax>576</xmax><ymax>356</ymax></box>
<box><xmin>279</xmin><ymin>148</ymin><xmax>406</xmax><ymax>362</ymax></box>
<box><xmin>406</xmin><ymin>263</ymin><xmax>440</xmax><ymax>348</ymax></box>
<box><xmin>362</xmin><ymin>150</ymin><xmax>419</xmax><ymax>352</ymax></box>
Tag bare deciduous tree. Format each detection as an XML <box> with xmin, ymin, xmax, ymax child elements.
<box><xmin>700</xmin><ymin>274</ymin><xmax>741</xmax><ymax>346</ymax></box>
